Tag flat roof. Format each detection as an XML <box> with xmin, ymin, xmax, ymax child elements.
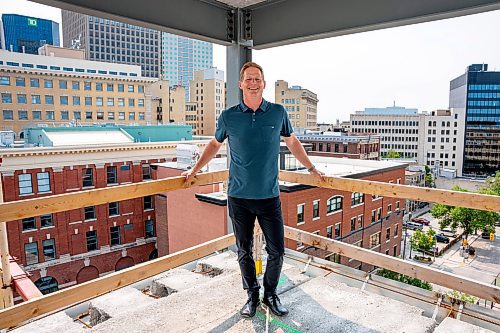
<box><xmin>44</xmin><ymin>130</ymin><xmax>134</xmax><ymax>146</ymax></box>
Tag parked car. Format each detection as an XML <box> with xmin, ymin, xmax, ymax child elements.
<box><xmin>495</xmin><ymin>220</ymin><xmax>500</xmax><ymax>227</ymax></box>
<box><xmin>405</xmin><ymin>222</ymin><xmax>424</xmax><ymax>231</ymax></box>
<box><xmin>481</xmin><ymin>231</ymin><xmax>491</xmax><ymax>239</ymax></box>
<box><xmin>412</xmin><ymin>217</ymin><xmax>430</xmax><ymax>225</ymax></box>
<box><xmin>440</xmin><ymin>228</ymin><xmax>457</xmax><ymax>238</ymax></box>
<box><xmin>435</xmin><ymin>233</ymin><xmax>450</xmax><ymax>243</ymax></box>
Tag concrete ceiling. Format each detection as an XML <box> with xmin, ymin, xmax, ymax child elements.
<box><xmin>33</xmin><ymin>0</ymin><xmax>500</xmax><ymax>49</ymax></box>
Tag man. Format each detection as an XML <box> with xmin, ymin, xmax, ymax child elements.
<box><xmin>182</xmin><ymin>62</ymin><xmax>324</xmax><ymax>318</ymax></box>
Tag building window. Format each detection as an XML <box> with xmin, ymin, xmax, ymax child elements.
<box><xmin>377</xmin><ymin>207</ymin><xmax>382</xmax><ymax>221</ymax></box>
<box><xmin>118</xmin><ymin>98</ymin><xmax>125</xmax><ymax>107</ymax></box>
<box><xmin>129</xmin><ymin>112</ymin><xmax>135</xmax><ymax>120</ymax></box>
<box><xmin>37</xmin><ymin>172</ymin><xmax>51</xmax><ymax>193</ymax></box>
<box><xmin>334</xmin><ymin>223</ymin><xmax>341</xmax><ymax>238</ymax></box>
<box><xmin>394</xmin><ymin>224</ymin><xmax>399</xmax><ymax>237</ymax></box>
<box><xmin>108</xmin><ymin>112</ymin><xmax>115</xmax><ymax>120</ymax></box>
<box><xmin>30</xmin><ymin>78</ymin><xmax>40</xmax><ymax>87</ymax></box>
<box><xmin>42</xmin><ymin>239</ymin><xmax>56</xmax><ymax>261</ymax></box>
<box><xmin>86</xmin><ymin>111</ymin><xmax>93</xmax><ymax>120</ymax></box>
<box><xmin>138</xmin><ymin>99</ymin><xmax>144</xmax><ymax>107</ymax></box>
<box><xmin>3</xmin><ymin>110</ymin><xmax>13</xmax><ymax>120</ymax></box>
<box><xmin>32</xmin><ymin>95</ymin><xmax>41</xmax><ymax>104</ymax></box>
<box><xmin>15</xmin><ymin>77</ymin><xmax>24</xmax><ymax>86</ymax></box>
<box><xmin>369</xmin><ymin>232</ymin><xmax>381</xmax><ymax>248</ymax></box>
<box><xmin>145</xmin><ymin>219</ymin><xmax>154</xmax><ymax>238</ymax></box>
<box><xmin>108</xmin><ymin>202</ymin><xmax>120</xmax><ymax>216</ymax></box>
<box><xmin>107</xmin><ymin>166</ymin><xmax>117</xmax><ymax>184</ymax></box>
<box><xmin>96</xmin><ymin>83</ymin><xmax>103</xmax><ymax>91</ymax></box>
<box><xmin>327</xmin><ymin>196</ymin><xmax>342</xmax><ymax>213</ymax></box>
<box><xmin>33</xmin><ymin>110</ymin><xmax>41</xmax><ymax>120</ymax></box>
<box><xmin>18</xmin><ymin>173</ymin><xmax>33</xmax><ymax>195</ymax></box>
<box><xmin>312</xmin><ymin>200</ymin><xmax>320</xmax><ymax>219</ymax></box>
<box><xmin>326</xmin><ymin>225</ymin><xmax>333</xmax><ymax>238</ymax></box>
<box><xmin>84</xmin><ymin>206</ymin><xmax>96</xmax><ymax>220</ymax></box>
<box><xmin>44</xmin><ymin>79</ymin><xmax>53</xmax><ymax>88</ymax></box>
<box><xmin>396</xmin><ymin>201</ymin><xmax>400</xmax><ymax>210</ymax></box>
<box><xmin>118</xmin><ymin>84</ymin><xmax>124</xmax><ymax>92</ymax></box>
<box><xmin>393</xmin><ymin>245</ymin><xmax>398</xmax><ymax>256</ymax></box>
<box><xmin>351</xmin><ymin>192</ymin><xmax>364</xmax><ymax>206</ymax></box>
<box><xmin>138</xmin><ymin>85</ymin><xmax>144</xmax><ymax>93</ymax></box>
<box><xmin>107</xmin><ymin>98</ymin><xmax>114</xmax><ymax>106</ymax></box>
<box><xmin>46</xmin><ymin>111</ymin><xmax>55</xmax><ymax>120</ymax></box>
<box><xmin>59</xmin><ymin>80</ymin><xmax>67</xmax><ymax>89</ymax></box>
<box><xmin>297</xmin><ymin>204</ymin><xmax>305</xmax><ymax>225</ymax></box>
<box><xmin>386</xmin><ymin>227</ymin><xmax>391</xmax><ymax>241</ymax></box>
<box><xmin>139</xmin><ymin>112</ymin><xmax>145</xmax><ymax>120</ymax></box>
<box><xmin>96</xmin><ymin>97</ymin><xmax>103</xmax><ymax>106</ymax></box>
<box><xmin>86</xmin><ymin>231</ymin><xmax>98</xmax><ymax>252</ymax></box>
<box><xmin>1</xmin><ymin>93</ymin><xmax>12</xmax><ymax>103</ymax></box>
<box><xmin>142</xmin><ymin>164</ymin><xmax>151</xmax><ymax>180</ymax></box>
<box><xmin>45</xmin><ymin>95</ymin><xmax>54</xmax><ymax>104</ymax></box>
<box><xmin>110</xmin><ymin>226</ymin><xmax>121</xmax><ymax>246</ymax></box>
<box><xmin>128</xmin><ymin>84</ymin><xmax>134</xmax><ymax>92</ymax></box>
<box><xmin>128</xmin><ymin>98</ymin><xmax>135</xmax><ymax>107</ymax></box>
<box><xmin>84</xmin><ymin>81</ymin><xmax>91</xmax><ymax>90</ymax></box>
<box><xmin>17</xmin><ymin>94</ymin><xmax>27</xmax><ymax>104</ymax></box>
<box><xmin>144</xmin><ymin>196</ymin><xmax>153</xmax><ymax>210</ymax></box>
<box><xmin>41</xmin><ymin>214</ymin><xmax>53</xmax><ymax>228</ymax></box>
<box><xmin>72</xmin><ymin>81</ymin><xmax>80</xmax><ymax>90</ymax></box>
<box><xmin>18</xmin><ymin>110</ymin><xmax>28</xmax><ymax>120</ymax></box>
<box><xmin>387</xmin><ymin>204</ymin><xmax>392</xmax><ymax>215</ymax></box>
<box><xmin>24</xmin><ymin>242</ymin><xmax>39</xmax><ymax>265</ymax></box>
<box><xmin>350</xmin><ymin>217</ymin><xmax>356</xmax><ymax>231</ymax></box>
<box><xmin>72</xmin><ymin>96</ymin><xmax>81</xmax><ymax>105</ymax></box>
<box><xmin>357</xmin><ymin>215</ymin><xmax>363</xmax><ymax>229</ymax></box>
<box><xmin>60</xmin><ymin>96</ymin><xmax>68</xmax><ymax>105</ymax></box>
<box><xmin>371</xmin><ymin>209</ymin><xmax>376</xmax><ymax>223</ymax></box>
<box><xmin>0</xmin><ymin>76</ymin><xmax>11</xmax><ymax>85</ymax></box>
<box><xmin>83</xmin><ymin>168</ymin><xmax>94</xmax><ymax>187</ymax></box>
<box><xmin>22</xmin><ymin>217</ymin><xmax>36</xmax><ymax>231</ymax></box>
<box><xmin>107</xmin><ymin>83</ymin><xmax>114</xmax><ymax>91</ymax></box>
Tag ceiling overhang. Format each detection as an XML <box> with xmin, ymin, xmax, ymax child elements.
<box><xmin>33</xmin><ymin>0</ymin><xmax>500</xmax><ymax>49</ymax></box>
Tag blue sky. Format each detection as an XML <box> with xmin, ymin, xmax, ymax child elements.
<box><xmin>2</xmin><ymin>1</ymin><xmax>500</xmax><ymax>123</ymax></box>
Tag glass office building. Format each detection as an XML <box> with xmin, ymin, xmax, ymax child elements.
<box><xmin>2</xmin><ymin>14</ymin><xmax>60</xmax><ymax>54</ymax></box>
<box><xmin>450</xmin><ymin>64</ymin><xmax>500</xmax><ymax>176</ymax></box>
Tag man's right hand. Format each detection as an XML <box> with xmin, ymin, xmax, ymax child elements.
<box><xmin>181</xmin><ymin>168</ymin><xmax>198</xmax><ymax>185</ymax></box>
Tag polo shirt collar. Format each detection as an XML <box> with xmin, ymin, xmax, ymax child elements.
<box><xmin>239</xmin><ymin>98</ymin><xmax>269</xmax><ymax>113</ymax></box>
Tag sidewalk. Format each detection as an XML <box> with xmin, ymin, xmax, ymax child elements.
<box><xmin>433</xmin><ymin>234</ymin><xmax>480</xmax><ymax>268</ymax></box>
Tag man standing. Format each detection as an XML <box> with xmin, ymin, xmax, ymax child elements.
<box><xmin>182</xmin><ymin>62</ymin><xmax>324</xmax><ymax>318</ymax></box>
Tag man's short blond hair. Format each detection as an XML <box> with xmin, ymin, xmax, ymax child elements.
<box><xmin>239</xmin><ymin>62</ymin><xmax>264</xmax><ymax>81</ymax></box>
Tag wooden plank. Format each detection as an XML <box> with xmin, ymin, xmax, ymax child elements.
<box><xmin>284</xmin><ymin>226</ymin><xmax>500</xmax><ymax>303</ymax></box>
<box><xmin>279</xmin><ymin>171</ymin><xmax>500</xmax><ymax>213</ymax></box>
<box><xmin>0</xmin><ymin>233</ymin><xmax>235</xmax><ymax>330</ymax></box>
<box><xmin>0</xmin><ymin>170</ymin><xmax>228</xmax><ymax>223</ymax></box>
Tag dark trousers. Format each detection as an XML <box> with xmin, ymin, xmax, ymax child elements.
<box><xmin>228</xmin><ymin>196</ymin><xmax>285</xmax><ymax>297</ymax></box>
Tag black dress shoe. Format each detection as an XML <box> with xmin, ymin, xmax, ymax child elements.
<box><xmin>240</xmin><ymin>293</ymin><xmax>260</xmax><ymax>318</ymax></box>
<box><xmin>263</xmin><ymin>294</ymin><xmax>289</xmax><ymax>316</ymax></box>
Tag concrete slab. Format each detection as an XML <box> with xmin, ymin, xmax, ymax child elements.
<box><xmin>10</xmin><ymin>311</ymin><xmax>86</xmax><ymax>333</ymax></box>
<box><xmin>195</xmin><ymin>250</ymin><xmax>240</xmax><ymax>276</ymax></box>
<box><xmin>151</xmin><ymin>268</ymin><xmax>211</xmax><ymax>297</ymax></box>
<box><xmin>433</xmin><ymin>317</ymin><xmax>496</xmax><ymax>333</ymax></box>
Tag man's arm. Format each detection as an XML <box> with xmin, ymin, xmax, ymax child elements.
<box><xmin>181</xmin><ymin>138</ymin><xmax>223</xmax><ymax>183</ymax></box>
<box><xmin>283</xmin><ymin>134</ymin><xmax>324</xmax><ymax>180</ymax></box>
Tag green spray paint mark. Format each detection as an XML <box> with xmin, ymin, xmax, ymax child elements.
<box><xmin>255</xmin><ymin>311</ymin><xmax>303</xmax><ymax>333</ymax></box>
<box><xmin>277</xmin><ymin>276</ymin><xmax>287</xmax><ymax>288</ymax></box>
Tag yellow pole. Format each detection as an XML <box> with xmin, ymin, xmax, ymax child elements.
<box><xmin>253</xmin><ymin>220</ymin><xmax>263</xmax><ymax>276</ymax></box>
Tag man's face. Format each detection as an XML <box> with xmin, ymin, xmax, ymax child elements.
<box><xmin>239</xmin><ymin>66</ymin><xmax>266</xmax><ymax>99</ymax></box>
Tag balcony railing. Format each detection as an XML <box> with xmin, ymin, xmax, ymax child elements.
<box><xmin>0</xmin><ymin>170</ymin><xmax>499</xmax><ymax>329</ymax></box>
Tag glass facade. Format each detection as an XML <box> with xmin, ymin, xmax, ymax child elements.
<box><xmin>2</xmin><ymin>14</ymin><xmax>60</xmax><ymax>54</ymax></box>
<box><xmin>450</xmin><ymin>64</ymin><xmax>500</xmax><ymax>176</ymax></box>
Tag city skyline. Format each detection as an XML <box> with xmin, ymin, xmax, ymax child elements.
<box><xmin>2</xmin><ymin>0</ymin><xmax>500</xmax><ymax>123</ymax></box>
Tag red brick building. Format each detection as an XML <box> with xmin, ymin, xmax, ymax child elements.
<box><xmin>296</xmin><ymin>134</ymin><xmax>381</xmax><ymax>160</ymax></box>
<box><xmin>0</xmin><ymin>142</ymin><xmax>183</xmax><ymax>297</ymax></box>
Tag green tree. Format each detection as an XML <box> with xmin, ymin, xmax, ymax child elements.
<box><xmin>431</xmin><ymin>186</ymin><xmax>499</xmax><ymax>239</ymax></box>
<box><xmin>385</xmin><ymin>149</ymin><xmax>401</xmax><ymax>158</ymax></box>
<box><xmin>482</xmin><ymin>171</ymin><xmax>500</xmax><ymax>196</ymax></box>
<box><xmin>410</xmin><ymin>228</ymin><xmax>436</xmax><ymax>258</ymax></box>
<box><xmin>377</xmin><ymin>268</ymin><xmax>432</xmax><ymax>291</ymax></box>
<box><xmin>424</xmin><ymin>165</ymin><xmax>434</xmax><ymax>188</ymax></box>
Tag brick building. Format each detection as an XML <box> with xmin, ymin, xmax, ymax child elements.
<box><xmin>0</xmin><ymin>140</ymin><xmax>194</xmax><ymax>297</ymax></box>
<box><xmin>296</xmin><ymin>133</ymin><xmax>381</xmax><ymax>160</ymax></box>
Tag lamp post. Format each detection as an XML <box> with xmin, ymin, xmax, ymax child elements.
<box><xmin>402</xmin><ymin>228</ymin><xmax>408</xmax><ymax>260</ymax></box>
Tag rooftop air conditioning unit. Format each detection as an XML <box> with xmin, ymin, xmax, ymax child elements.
<box><xmin>176</xmin><ymin>144</ymin><xmax>200</xmax><ymax>170</ymax></box>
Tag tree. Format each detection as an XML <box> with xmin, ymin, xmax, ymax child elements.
<box><xmin>482</xmin><ymin>171</ymin><xmax>500</xmax><ymax>196</ymax></box>
<box><xmin>410</xmin><ymin>228</ymin><xmax>436</xmax><ymax>258</ymax></box>
<box><xmin>424</xmin><ymin>165</ymin><xmax>434</xmax><ymax>188</ymax></box>
<box><xmin>431</xmin><ymin>186</ymin><xmax>499</xmax><ymax>239</ymax></box>
<box><xmin>377</xmin><ymin>268</ymin><xmax>432</xmax><ymax>291</ymax></box>
<box><xmin>385</xmin><ymin>150</ymin><xmax>401</xmax><ymax>158</ymax></box>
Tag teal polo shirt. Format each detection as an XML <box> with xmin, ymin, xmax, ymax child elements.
<box><xmin>215</xmin><ymin>99</ymin><xmax>294</xmax><ymax>199</ymax></box>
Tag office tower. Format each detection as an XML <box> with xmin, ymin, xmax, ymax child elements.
<box><xmin>449</xmin><ymin>64</ymin><xmax>500</xmax><ymax>176</ymax></box>
<box><xmin>275</xmin><ymin>80</ymin><xmax>318</xmax><ymax>130</ymax></box>
<box><xmin>1</xmin><ymin>14</ymin><xmax>60</xmax><ymax>54</ymax></box>
<box><xmin>61</xmin><ymin>11</ymin><xmax>160</xmax><ymax>78</ymax></box>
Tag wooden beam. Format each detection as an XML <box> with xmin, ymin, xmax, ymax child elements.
<box><xmin>0</xmin><ymin>170</ymin><xmax>228</xmax><ymax>223</ymax></box>
<box><xmin>284</xmin><ymin>226</ymin><xmax>500</xmax><ymax>303</ymax></box>
<box><xmin>0</xmin><ymin>233</ymin><xmax>235</xmax><ymax>330</ymax></box>
<box><xmin>0</xmin><ymin>177</ymin><xmax>14</xmax><ymax>309</ymax></box>
<box><xmin>279</xmin><ymin>171</ymin><xmax>500</xmax><ymax>213</ymax></box>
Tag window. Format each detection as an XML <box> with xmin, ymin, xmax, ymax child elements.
<box><xmin>30</xmin><ymin>78</ymin><xmax>40</xmax><ymax>87</ymax></box>
<box><xmin>377</xmin><ymin>207</ymin><xmax>382</xmax><ymax>221</ymax></box>
<box><xmin>60</xmin><ymin>96</ymin><xmax>68</xmax><ymax>105</ymax></box>
<box><xmin>142</xmin><ymin>164</ymin><xmax>151</xmax><ymax>180</ymax></box>
<box><xmin>84</xmin><ymin>206</ymin><xmax>96</xmax><ymax>220</ymax></box>
<box><xmin>312</xmin><ymin>200</ymin><xmax>320</xmax><ymax>219</ymax></box>
<box><xmin>369</xmin><ymin>232</ymin><xmax>381</xmax><ymax>248</ymax></box>
<box><xmin>72</xmin><ymin>81</ymin><xmax>80</xmax><ymax>90</ymax></box>
<box><xmin>357</xmin><ymin>215</ymin><xmax>363</xmax><ymax>229</ymax></box>
<box><xmin>97</xmin><ymin>112</ymin><xmax>104</xmax><ymax>120</ymax></box>
<box><xmin>334</xmin><ymin>223</ymin><xmax>341</xmax><ymax>238</ymax></box>
<box><xmin>18</xmin><ymin>110</ymin><xmax>28</xmax><ymax>120</ymax></box>
<box><xmin>387</xmin><ymin>204</ymin><xmax>392</xmax><ymax>215</ymax></box>
<box><xmin>107</xmin><ymin>166</ymin><xmax>117</xmax><ymax>184</ymax></box>
<box><xmin>41</xmin><ymin>214</ymin><xmax>53</xmax><ymax>228</ymax></box>
<box><xmin>145</xmin><ymin>219</ymin><xmax>154</xmax><ymax>238</ymax></box>
<box><xmin>107</xmin><ymin>83</ymin><xmax>114</xmax><ymax>91</ymax></box>
<box><xmin>144</xmin><ymin>196</ymin><xmax>153</xmax><ymax>210</ymax></box>
<box><xmin>108</xmin><ymin>112</ymin><xmax>115</xmax><ymax>120</ymax></box>
<box><xmin>327</xmin><ymin>196</ymin><xmax>342</xmax><ymax>213</ymax></box>
<box><xmin>1</xmin><ymin>93</ymin><xmax>12</xmax><ymax>103</ymax></box>
<box><xmin>396</xmin><ymin>201</ymin><xmax>400</xmax><ymax>210</ymax></box>
<box><xmin>16</xmin><ymin>77</ymin><xmax>25</xmax><ymax>86</ymax></box>
<box><xmin>73</xmin><ymin>111</ymin><xmax>81</xmax><ymax>120</ymax></box>
<box><xmin>138</xmin><ymin>99</ymin><xmax>144</xmax><ymax>107</ymax></box>
<box><xmin>371</xmin><ymin>209</ymin><xmax>376</xmax><ymax>223</ymax></box>
<box><xmin>349</xmin><ymin>217</ymin><xmax>357</xmax><ymax>232</ymax></box>
<box><xmin>24</xmin><ymin>242</ymin><xmax>39</xmax><ymax>265</ymax></box>
<box><xmin>84</xmin><ymin>81</ymin><xmax>91</xmax><ymax>90</ymax></box>
<box><xmin>297</xmin><ymin>204</ymin><xmax>305</xmax><ymax>224</ymax></box>
<box><xmin>96</xmin><ymin>83</ymin><xmax>103</xmax><ymax>91</ymax></box>
<box><xmin>109</xmin><ymin>202</ymin><xmax>119</xmax><ymax>216</ymax></box>
<box><xmin>96</xmin><ymin>97</ymin><xmax>103</xmax><ymax>106</ymax></box>
<box><xmin>44</xmin><ymin>80</ymin><xmax>53</xmax><ymax>88</ymax></box>
<box><xmin>83</xmin><ymin>168</ymin><xmax>94</xmax><ymax>187</ymax></box>
<box><xmin>394</xmin><ymin>224</ymin><xmax>399</xmax><ymax>237</ymax></box>
<box><xmin>351</xmin><ymin>192</ymin><xmax>364</xmax><ymax>206</ymax></box>
<box><xmin>60</xmin><ymin>111</ymin><xmax>69</xmax><ymax>120</ymax></box>
<box><xmin>59</xmin><ymin>80</ymin><xmax>67</xmax><ymax>89</ymax></box>
<box><xmin>45</xmin><ymin>95</ymin><xmax>54</xmax><ymax>104</ymax></box>
<box><xmin>118</xmin><ymin>112</ymin><xmax>125</xmax><ymax>120</ymax></box>
<box><xmin>42</xmin><ymin>239</ymin><xmax>56</xmax><ymax>261</ymax></box>
<box><xmin>107</xmin><ymin>98</ymin><xmax>114</xmax><ymax>106</ymax></box>
<box><xmin>31</xmin><ymin>95</ymin><xmax>41</xmax><ymax>104</ymax></box>
<box><xmin>37</xmin><ymin>172</ymin><xmax>51</xmax><ymax>193</ymax></box>
<box><xmin>22</xmin><ymin>217</ymin><xmax>36</xmax><ymax>231</ymax></box>
<box><xmin>138</xmin><ymin>85</ymin><xmax>144</xmax><ymax>93</ymax></box>
<box><xmin>129</xmin><ymin>112</ymin><xmax>135</xmax><ymax>120</ymax></box>
<box><xmin>128</xmin><ymin>98</ymin><xmax>135</xmax><ymax>107</ymax></box>
<box><xmin>386</xmin><ymin>227</ymin><xmax>391</xmax><ymax>241</ymax></box>
<box><xmin>0</xmin><ymin>76</ymin><xmax>11</xmax><ymax>85</ymax></box>
<box><xmin>118</xmin><ymin>98</ymin><xmax>125</xmax><ymax>107</ymax></box>
<box><xmin>73</xmin><ymin>96</ymin><xmax>81</xmax><ymax>105</ymax></box>
<box><xmin>128</xmin><ymin>84</ymin><xmax>134</xmax><ymax>92</ymax></box>
<box><xmin>86</xmin><ymin>231</ymin><xmax>98</xmax><ymax>251</ymax></box>
<box><xmin>110</xmin><ymin>226</ymin><xmax>121</xmax><ymax>246</ymax></box>
<box><xmin>18</xmin><ymin>174</ymin><xmax>33</xmax><ymax>195</ymax></box>
<box><xmin>33</xmin><ymin>110</ymin><xmax>41</xmax><ymax>120</ymax></box>
<box><xmin>17</xmin><ymin>94</ymin><xmax>27</xmax><ymax>104</ymax></box>
<box><xmin>326</xmin><ymin>225</ymin><xmax>333</xmax><ymax>238</ymax></box>
<box><xmin>3</xmin><ymin>110</ymin><xmax>13</xmax><ymax>120</ymax></box>
<box><xmin>118</xmin><ymin>84</ymin><xmax>124</xmax><ymax>92</ymax></box>
<box><xmin>393</xmin><ymin>245</ymin><xmax>398</xmax><ymax>257</ymax></box>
